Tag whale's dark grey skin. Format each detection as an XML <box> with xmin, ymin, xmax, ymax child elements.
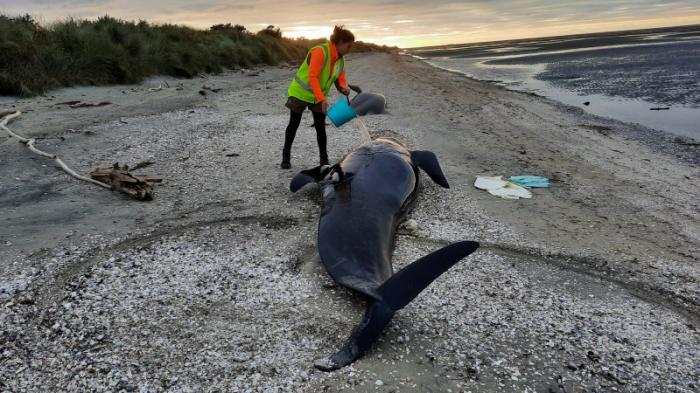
<box><xmin>350</xmin><ymin>92</ymin><xmax>388</xmax><ymax>115</ymax></box>
<box><xmin>290</xmin><ymin>137</ymin><xmax>479</xmax><ymax>371</ymax></box>
<box><xmin>308</xmin><ymin>93</ymin><xmax>387</xmax><ymax>128</ymax></box>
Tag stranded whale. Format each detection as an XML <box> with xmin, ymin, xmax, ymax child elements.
<box><xmin>290</xmin><ymin>137</ymin><xmax>479</xmax><ymax>371</ymax></box>
<box><xmin>350</xmin><ymin>92</ymin><xmax>388</xmax><ymax>115</ymax></box>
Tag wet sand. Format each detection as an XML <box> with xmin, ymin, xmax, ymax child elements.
<box><xmin>0</xmin><ymin>53</ymin><xmax>698</xmax><ymax>392</ymax></box>
<box><xmin>410</xmin><ymin>24</ymin><xmax>700</xmax><ymax>140</ymax></box>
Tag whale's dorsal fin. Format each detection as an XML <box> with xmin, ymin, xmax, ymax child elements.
<box><xmin>411</xmin><ymin>150</ymin><xmax>449</xmax><ymax>188</ymax></box>
<box><xmin>290</xmin><ymin>165</ymin><xmax>332</xmax><ymax>192</ymax></box>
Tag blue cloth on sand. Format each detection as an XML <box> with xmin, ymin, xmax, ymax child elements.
<box><xmin>508</xmin><ymin>176</ymin><xmax>550</xmax><ymax>188</ymax></box>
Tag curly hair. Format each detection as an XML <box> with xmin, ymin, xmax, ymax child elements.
<box><xmin>330</xmin><ymin>25</ymin><xmax>355</xmax><ymax>44</ymax></box>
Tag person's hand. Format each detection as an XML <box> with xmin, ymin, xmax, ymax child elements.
<box><xmin>321</xmin><ymin>99</ymin><xmax>330</xmax><ymax>114</ymax></box>
<box><xmin>340</xmin><ymin>86</ymin><xmax>350</xmax><ymax>96</ymax></box>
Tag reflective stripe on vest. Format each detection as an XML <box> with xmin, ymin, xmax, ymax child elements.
<box><xmin>294</xmin><ymin>59</ymin><xmax>346</xmax><ymax>93</ymax></box>
<box><xmin>290</xmin><ymin>43</ymin><xmax>345</xmax><ymax>94</ymax></box>
<box><xmin>294</xmin><ymin>75</ymin><xmax>312</xmax><ymax>91</ymax></box>
<box><xmin>337</xmin><ymin>58</ymin><xmax>345</xmax><ymax>74</ymax></box>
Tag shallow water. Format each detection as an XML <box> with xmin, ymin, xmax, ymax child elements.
<box><xmin>425</xmin><ymin>57</ymin><xmax>700</xmax><ymax>139</ymax></box>
<box><xmin>410</xmin><ymin>26</ymin><xmax>700</xmax><ymax>139</ymax></box>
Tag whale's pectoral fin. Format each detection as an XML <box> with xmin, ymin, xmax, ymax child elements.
<box><xmin>411</xmin><ymin>150</ymin><xmax>450</xmax><ymax>188</ymax></box>
<box><xmin>290</xmin><ymin>172</ymin><xmax>316</xmax><ymax>192</ymax></box>
<box><xmin>289</xmin><ymin>165</ymin><xmax>332</xmax><ymax>192</ymax></box>
<box><xmin>348</xmin><ymin>84</ymin><xmax>363</xmax><ymax>94</ymax></box>
<box><xmin>379</xmin><ymin>240</ymin><xmax>479</xmax><ymax>310</ymax></box>
<box><xmin>314</xmin><ymin>301</ymin><xmax>395</xmax><ymax>371</ymax></box>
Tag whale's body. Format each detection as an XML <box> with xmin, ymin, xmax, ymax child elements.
<box><xmin>350</xmin><ymin>92</ymin><xmax>388</xmax><ymax>115</ymax></box>
<box><xmin>318</xmin><ymin>138</ymin><xmax>416</xmax><ymax>297</ymax></box>
<box><xmin>290</xmin><ymin>137</ymin><xmax>478</xmax><ymax>370</ymax></box>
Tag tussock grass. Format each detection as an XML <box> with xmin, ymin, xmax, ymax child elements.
<box><xmin>0</xmin><ymin>15</ymin><xmax>395</xmax><ymax>96</ymax></box>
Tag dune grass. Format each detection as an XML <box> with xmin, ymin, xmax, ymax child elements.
<box><xmin>0</xmin><ymin>14</ymin><xmax>396</xmax><ymax>96</ymax></box>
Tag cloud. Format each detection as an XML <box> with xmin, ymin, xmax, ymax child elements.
<box><xmin>1</xmin><ymin>0</ymin><xmax>698</xmax><ymax>47</ymax></box>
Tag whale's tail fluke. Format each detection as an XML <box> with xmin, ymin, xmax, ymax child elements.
<box><xmin>314</xmin><ymin>240</ymin><xmax>479</xmax><ymax>371</ymax></box>
<box><xmin>314</xmin><ymin>301</ymin><xmax>395</xmax><ymax>371</ymax></box>
<box><xmin>378</xmin><ymin>240</ymin><xmax>480</xmax><ymax>310</ymax></box>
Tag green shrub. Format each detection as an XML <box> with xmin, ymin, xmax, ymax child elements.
<box><xmin>0</xmin><ymin>14</ymin><xmax>397</xmax><ymax>96</ymax></box>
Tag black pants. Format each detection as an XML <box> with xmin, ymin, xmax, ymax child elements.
<box><xmin>283</xmin><ymin>110</ymin><xmax>327</xmax><ymax>162</ymax></box>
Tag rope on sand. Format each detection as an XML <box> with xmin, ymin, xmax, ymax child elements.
<box><xmin>1</xmin><ymin>111</ymin><xmax>111</xmax><ymax>189</ymax></box>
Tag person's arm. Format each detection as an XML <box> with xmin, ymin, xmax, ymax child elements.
<box><xmin>307</xmin><ymin>47</ymin><xmax>326</xmax><ymax>103</ymax></box>
<box><xmin>337</xmin><ymin>70</ymin><xmax>350</xmax><ymax>95</ymax></box>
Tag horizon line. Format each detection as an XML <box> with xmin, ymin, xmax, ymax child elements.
<box><xmin>2</xmin><ymin>12</ymin><xmax>698</xmax><ymax>50</ymax></box>
<box><xmin>403</xmin><ymin>22</ymin><xmax>700</xmax><ymax>49</ymax></box>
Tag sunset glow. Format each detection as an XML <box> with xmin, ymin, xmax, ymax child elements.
<box><xmin>2</xmin><ymin>0</ymin><xmax>699</xmax><ymax>47</ymax></box>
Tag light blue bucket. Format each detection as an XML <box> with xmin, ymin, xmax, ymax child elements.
<box><xmin>327</xmin><ymin>98</ymin><xmax>357</xmax><ymax>127</ymax></box>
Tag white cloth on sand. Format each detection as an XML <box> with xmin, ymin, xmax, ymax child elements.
<box><xmin>474</xmin><ymin>176</ymin><xmax>532</xmax><ymax>199</ymax></box>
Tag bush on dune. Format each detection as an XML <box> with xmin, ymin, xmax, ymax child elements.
<box><xmin>0</xmin><ymin>14</ymin><xmax>397</xmax><ymax>96</ymax></box>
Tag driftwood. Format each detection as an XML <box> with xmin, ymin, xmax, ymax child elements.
<box><xmin>1</xmin><ymin>111</ymin><xmax>161</xmax><ymax>201</ymax></box>
<box><xmin>1</xmin><ymin>111</ymin><xmax>111</xmax><ymax>189</ymax></box>
<box><xmin>130</xmin><ymin>160</ymin><xmax>155</xmax><ymax>171</ymax></box>
<box><xmin>672</xmin><ymin>137</ymin><xmax>700</xmax><ymax>146</ymax></box>
<box><xmin>53</xmin><ymin>101</ymin><xmax>112</xmax><ymax>109</ymax></box>
<box><xmin>90</xmin><ymin>163</ymin><xmax>162</xmax><ymax>201</ymax></box>
<box><xmin>53</xmin><ymin>100</ymin><xmax>82</xmax><ymax>106</ymax></box>
<box><xmin>70</xmin><ymin>101</ymin><xmax>111</xmax><ymax>109</ymax></box>
<box><xmin>202</xmin><ymin>85</ymin><xmax>223</xmax><ymax>93</ymax></box>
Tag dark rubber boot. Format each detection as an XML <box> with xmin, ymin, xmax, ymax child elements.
<box><xmin>319</xmin><ymin>151</ymin><xmax>329</xmax><ymax>166</ymax></box>
<box><xmin>281</xmin><ymin>149</ymin><xmax>291</xmax><ymax>169</ymax></box>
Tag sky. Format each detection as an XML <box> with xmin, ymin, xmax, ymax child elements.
<box><xmin>1</xmin><ymin>0</ymin><xmax>699</xmax><ymax>47</ymax></box>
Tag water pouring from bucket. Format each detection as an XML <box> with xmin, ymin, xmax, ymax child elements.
<box><xmin>327</xmin><ymin>88</ymin><xmax>372</xmax><ymax>144</ymax></box>
<box><xmin>327</xmin><ymin>98</ymin><xmax>355</xmax><ymax>127</ymax></box>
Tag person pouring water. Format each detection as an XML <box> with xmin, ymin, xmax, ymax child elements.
<box><xmin>281</xmin><ymin>26</ymin><xmax>355</xmax><ymax>169</ymax></box>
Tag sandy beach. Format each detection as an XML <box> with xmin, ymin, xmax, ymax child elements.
<box><xmin>1</xmin><ymin>53</ymin><xmax>698</xmax><ymax>392</ymax></box>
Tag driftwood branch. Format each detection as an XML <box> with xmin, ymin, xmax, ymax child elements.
<box><xmin>2</xmin><ymin>111</ymin><xmax>160</xmax><ymax>200</ymax></box>
<box><xmin>90</xmin><ymin>164</ymin><xmax>160</xmax><ymax>201</ymax></box>
<box><xmin>1</xmin><ymin>111</ymin><xmax>111</xmax><ymax>189</ymax></box>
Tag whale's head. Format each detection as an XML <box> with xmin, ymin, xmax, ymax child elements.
<box><xmin>289</xmin><ymin>137</ymin><xmax>450</xmax><ymax>192</ymax></box>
